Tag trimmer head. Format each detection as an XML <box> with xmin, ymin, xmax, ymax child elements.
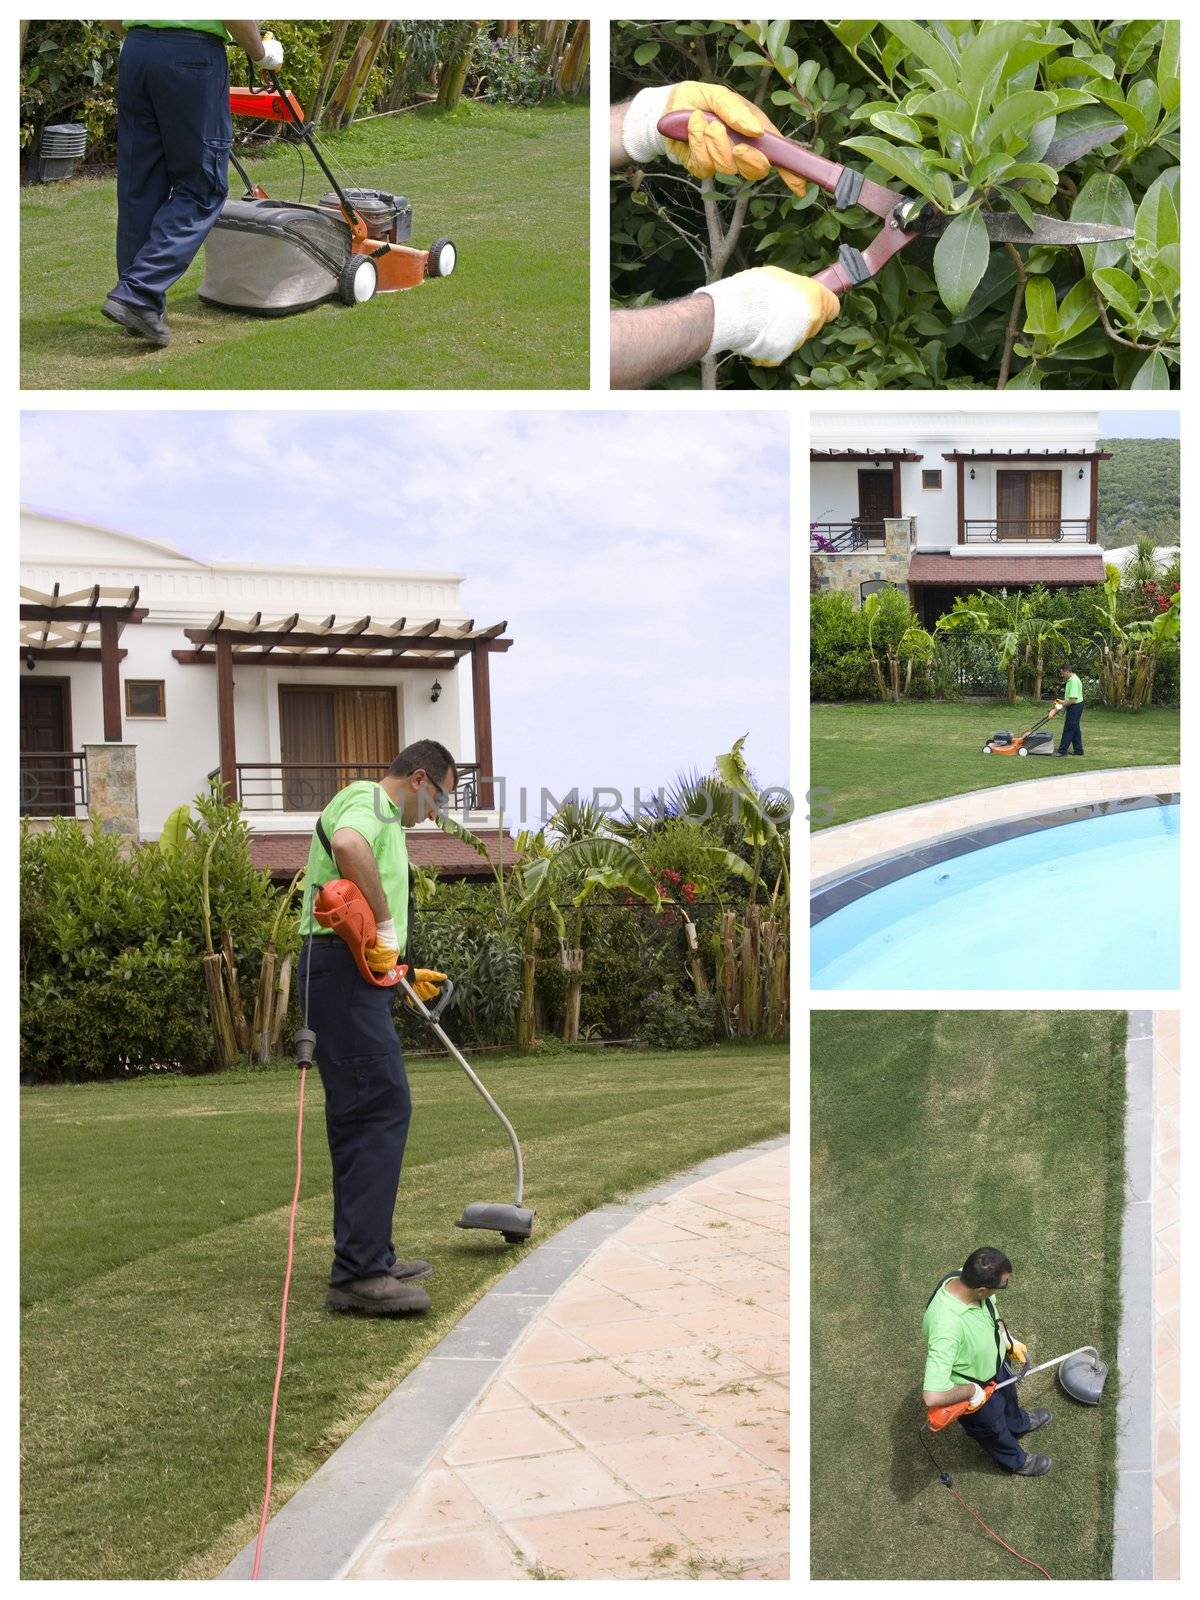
<box><xmin>1059</xmin><ymin>1348</ymin><xmax>1109</xmax><ymax>1405</ymax></box>
<box><xmin>456</xmin><ymin>1203</ymin><xmax>536</xmax><ymax>1245</ymax></box>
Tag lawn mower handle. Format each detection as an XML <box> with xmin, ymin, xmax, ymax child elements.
<box><xmin>243</xmin><ymin>55</ymin><xmax>364</xmax><ymax>233</ymax></box>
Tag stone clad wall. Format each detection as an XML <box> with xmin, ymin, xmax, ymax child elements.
<box><xmin>84</xmin><ymin>742</ymin><xmax>139</xmax><ymax>842</ymax></box>
<box><xmin>810</xmin><ymin>518</ymin><xmax>915</xmax><ymax>605</ymax></box>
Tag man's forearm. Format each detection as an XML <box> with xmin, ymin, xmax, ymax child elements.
<box><xmin>610</xmin><ymin>100</ymin><xmax>633</xmax><ymax>167</ymax></box>
<box><xmin>611</xmin><ymin>297</ymin><xmax>714</xmax><ymax>389</ymax></box>
<box><xmin>225</xmin><ymin>21</ymin><xmax>265</xmax><ymax>60</ymax></box>
<box><xmin>923</xmin><ymin>1383</ymin><xmax>977</xmax><ymax>1407</ymax></box>
<box><xmin>330</xmin><ymin>830</ymin><xmax>390</xmax><ymax>926</ymax></box>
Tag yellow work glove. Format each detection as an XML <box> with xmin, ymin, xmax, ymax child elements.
<box><xmin>696</xmin><ymin>266</ymin><xmax>839</xmax><ymax>366</ymax></box>
<box><xmin>621</xmin><ymin>82</ymin><xmax>807</xmax><ymax>198</ymax></box>
<box><xmin>1008</xmin><ymin>1339</ymin><xmax>1029</xmax><ymax>1366</ymax></box>
<box><xmin>365</xmin><ymin>915</ymin><xmax>399</xmax><ymax>976</ymax></box>
<box><xmin>410</xmin><ymin>968</ymin><xmax>449</xmax><ymax>1005</ymax></box>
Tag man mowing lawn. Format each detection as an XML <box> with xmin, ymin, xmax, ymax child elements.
<box><xmin>100</xmin><ymin>20</ymin><xmax>280</xmax><ymax>346</ymax></box>
<box><xmin>1056</xmin><ymin>663</ymin><xmax>1085</xmax><ymax>757</ymax></box>
<box><xmin>297</xmin><ymin>739</ymin><xmax>452</xmax><ymax>1318</ymax></box>
<box><xmin>923</xmin><ymin>1247</ymin><xmax>1051</xmax><ymax>1478</ymax></box>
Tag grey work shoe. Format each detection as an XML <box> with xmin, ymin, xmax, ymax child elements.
<box><xmin>387</xmin><ymin>1259</ymin><xmax>433</xmax><ymax>1281</ymax></box>
<box><xmin>1021</xmin><ymin>1409</ymin><xmax>1052</xmax><ymax>1434</ymax></box>
<box><xmin>101</xmin><ymin>294</ymin><xmax>170</xmax><ymax>346</ymax></box>
<box><xmin>1014</xmin><ymin>1452</ymin><xmax>1052</xmax><ymax>1477</ymax></box>
<box><xmin>326</xmin><ymin>1275</ymin><xmax>431</xmax><ymax>1316</ymax></box>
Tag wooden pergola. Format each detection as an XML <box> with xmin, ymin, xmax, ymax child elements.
<box><xmin>20</xmin><ymin>584</ymin><xmax>148</xmax><ymax>740</ymax></box>
<box><xmin>942</xmin><ymin>448</ymin><xmax>1113</xmax><ymax>544</ymax></box>
<box><xmin>173</xmin><ymin>612</ymin><xmax>512</xmax><ymax>807</ymax></box>
<box><xmin>810</xmin><ymin>449</ymin><xmax>923</xmax><ymax>520</ymax></box>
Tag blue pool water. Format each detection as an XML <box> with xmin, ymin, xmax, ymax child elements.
<box><xmin>811</xmin><ymin>803</ymin><xmax>1180</xmax><ymax>990</ymax></box>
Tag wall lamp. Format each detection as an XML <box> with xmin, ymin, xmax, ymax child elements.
<box><xmin>25</xmin><ymin>650</ymin><xmax>35</xmax><ymax>672</ymax></box>
<box><xmin>969</xmin><ymin>468</ymin><xmax>975</xmax><ymax>480</ymax></box>
<box><xmin>430</xmin><ymin>680</ymin><xmax>442</xmax><ymax>703</ymax></box>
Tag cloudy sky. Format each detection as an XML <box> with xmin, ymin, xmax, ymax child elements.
<box><xmin>21</xmin><ymin>409</ymin><xmax>790</xmax><ymax>806</ymax></box>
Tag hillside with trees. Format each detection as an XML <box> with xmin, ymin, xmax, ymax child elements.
<box><xmin>1097</xmin><ymin>437</ymin><xmax>1179</xmax><ymax>548</ymax></box>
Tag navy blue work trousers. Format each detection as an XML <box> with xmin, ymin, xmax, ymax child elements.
<box><xmin>1057</xmin><ymin>701</ymin><xmax>1084</xmax><ymax>755</ymax></box>
<box><xmin>958</xmin><ymin>1363</ymin><xmax>1034</xmax><ymax>1472</ymax></box>
<box><xmin>113</xmin><ymin>26</ymin><xmax>231</xmax><ymax>312</ymax></box>
<box><xmin>298</xmin><ymin>935</ymin><xmax>413</xmax><ymax>1286</ymax></box>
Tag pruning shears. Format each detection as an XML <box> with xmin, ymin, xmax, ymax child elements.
<box><xmin>657</xmin><ymin>110</ymin><xmax>1134</xmax><ymax>294</ymax></box>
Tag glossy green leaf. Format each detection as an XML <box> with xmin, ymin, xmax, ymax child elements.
<box><xmin>881</xmin><ymin>22</ymin><xmax>959</xmax><ymax>88</ymax></box>
<box><xmin>1055</xmin><ymin>278</ymin><xmax>1100</xmax><ymax>343</ymax></box>
<box><xmin>729</xmin><ymin>50</ymin><xmax>769</xmax><ymax>68</ymax></box>
<box><xmin>910</xmin><ymin>90</ymin><xmax>974</xmax><ymax>142</ymax></box>
<box><xmin>766</xmin><ymin>20</ymin><xmax>790</xmax><ymax>59</ymax></box>
<box><xmin>959</xmin><ymin>22</ymin><xmax>1031</xmax><ymax>123</ymax></box>
<box><xmin>1131</xmin><ymin>351</ymin><xmax>1169</xmax><ymax>389</ymax></box>
<box><xmin>828</xmin><ymin>21</ymin><xmax>876</xmax><ymax>54</ymax></box>
<box><xmin>1093</xmin><ymin>267</ymin><xmax>1138</xmax><ymax>320</ymax></box>
<box><xmin>1135</xmin><ymin>177</ymin><xmax>1179</xmax><ymax>252</ymax></box>
<box><xmin>985</xmin><ymin>90</ymin><xmax>1055</xmax><ymax>146</ymax></box>
<box><xmin>632</xmin><ymin>42</ymin><xmax>659</xmax><ymax>65</ymax></box>
<box><xmin>933</xmin><ymin>207</ymin><xmax>989</xmax><ymax>314</ymax></box>
<box><xmin>1158</xmin><ymin>20</ymin><xmax>1180</xmax><ymax>113</ymax></box>
<box><xmin>1023</xmin><ymin>276</ymin><xmax>1058</xmax><ymax>335</ymax></box>
<box><xmin>1071</xmin><ymin>170</ymin><xmax>1134</xmax><ymax>273</ymax></box>
<box><xmin>868</xmin><ymin>111</ymin><xmax>923</xmax><ymax>144</ymax></box>
<box><xmin>841</xmin><ymin>135</ymin><xmax>944</xmax><ymax>203</ymax></box>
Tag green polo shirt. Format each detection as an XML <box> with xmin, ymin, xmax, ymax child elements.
<box><xmin>124</xmin><ymin>21</ymin><xmax>231</xmax><ymax>39</ymax></box>
<box><xmin>922</xmin><ymin>1277</ymin><xmax>1004</xmax><ymax>1389</ymax></box>
<box><xmin>300</xmin><ymin>781</ymin><xmax>410</xmax><ymax>949</ymax></box>
<box><xmin>1062</xmin><ymin>673</ymin><xmax>1083</xmax><ymax>704</ymax></box>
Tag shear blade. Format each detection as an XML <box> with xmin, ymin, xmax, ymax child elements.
<box><xmin>917</xmin><ymin>210</ymin><xmax>1132</xmax><ymax>246</ymax></box>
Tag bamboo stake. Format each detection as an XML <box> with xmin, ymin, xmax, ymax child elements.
<box><xmin>310</xmin><ymin>18</ymin><xmax>350</xmax><ymax>125</ymax></box>
<box><xmin>222</xmin><ymin>928</ymin><xmax>251</xmax><ymax>1053</ymax></box>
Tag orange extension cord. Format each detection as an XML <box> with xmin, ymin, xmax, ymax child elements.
<box><xmin>250</xmin><ymin>1063</ymin><xmax>309</xmax><ymax>1581</ymax></box>
<box><xmin>921</xmin><ymin>1425</ymin><xmax>1052</xmax><ymax>1580</ymax></box>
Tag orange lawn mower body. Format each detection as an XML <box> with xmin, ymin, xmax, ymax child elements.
<box><xmin>200</xmin><ymin>76</ymin><xmax>456</xmax><ymax>316</ymax></box>
<box><xmin>982</xmin><ymin>701</ymin><xmax>1063</xmax><ymax>757</ymax></box>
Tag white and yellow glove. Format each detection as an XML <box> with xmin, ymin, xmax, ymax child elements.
<box><xmin>410</xmin><ymin>968</ymin><xmax>449</xmax><ymax>1005</ymax></box>
<box><xmin>966</xmin><ymin>1382</ymin><xmax>990</xmax><ymax>1412</ymax></box>
<box><xmin>257</xmin><ymin>32</ymin><xmax>284</xmax><ymax>70</ymax></box>
<box><xmin>1008</xmin><ymin>1338</ymin><xmax>1029</xmax><ymax>1366</ymax></box>
<box><xmin>365</xmin><ymin>915</ymin><xmax>399</xmax><ymax>976</ymax></box>
<box><xmin>621</xmin><ymin>82</ymin><xmax>807</xmax><ymax>196</ymax></box>
<box><xmin>696</xmin><ymin>266</ymin><xmax>839</xmax><ymax>366</ymax></box>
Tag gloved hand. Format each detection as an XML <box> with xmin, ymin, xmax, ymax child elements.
<box><xmin>410</xmin><ymin>968</ymin><xmax>449</xmax><ymax>1005</ymax></box>
<box><xmin>257</xmin><ymin>32</ymin><xmax>284</xmax><ymax>70</ymax></box>
<box><xmin>1008</xmin><ymin>1338</ymin><xmax>1029</xmax><ymax>1365</ymax></box>
<box><xmin>365</xmin><ymin>915</ymin><xmax>399</xmax><ymax>975</ymax></box>
<box><xmin>696</xmin><ymin>266</ymin><xmax>839</xmax><ymax>366</ymax></box>
<box><xmin>966</xmin><ymin>1382</ymin><xmax>989</xmax><ymax>1412</ymax></box>
<box><xmin>621</xmin><ymin>82</ymin><xmax>807</xmax><ymax>197</ymax></box>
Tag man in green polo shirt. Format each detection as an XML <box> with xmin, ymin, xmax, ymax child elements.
<box><xmin>297</xmin><ymin>739</ymin><xmax>453</xmax><ymax>1317</ymax></box>
<box><xmin>923</xmin><ymin>1247</ymin><xmax>1052</xmax><ymax>1477</ymax></box>
<box><xmin>1056</xmin><ymin>664</ymin><xmax>1085</xmax><ymax>756</ymax></box>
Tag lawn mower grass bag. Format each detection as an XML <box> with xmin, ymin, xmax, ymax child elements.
<box><xmin>199</xmin><ymin>197</ymin><xmax>361</xmax><ymax>316</ymax></box>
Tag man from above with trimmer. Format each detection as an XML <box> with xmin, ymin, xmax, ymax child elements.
<box><xmin>1056</xmin><ymin>663</ymin><xmax>1085</xmax><ymax>757</ymax></box>
<box><xmin>610</xmin><ymin>82</ymin><xmax>841</xmax><ymax>388</ymax></box>
<box><xmin>100</xmin><ymin>20</ymin><xmax>283</xmax><ymax>346</ymax></box>
<box><xmin>297</xmin><ymin>740</ymin><xmax>453</xmax><ymax>1317</ymax></box>
<box><xmin>922</xmin><ymin>1247</ymin><xmax>1052</xmax><ymax>1478</ymax></box>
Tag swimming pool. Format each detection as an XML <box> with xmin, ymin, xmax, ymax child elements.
<box><xmin>811</xmin><ymin>799</ymin><xmax>1180</xmax><ymax>990</ymax></box>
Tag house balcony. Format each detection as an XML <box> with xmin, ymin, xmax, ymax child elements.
<box><xmin>810</xmin><ymin>520</ymin><xmax>887</xmax><ymax>553</ymax></box>
<box><xmin>217</xmin><ymin>761</ymin><xmax>484</xmax><ymax>815</ymax></box>
<box><xmin>19</xmin><ymin>750</ymin><xmax>88</xmax><ymax>818</ymax></box>
<box><xmin>963</xmin><ymin>519</ymin><xmax>1093</xmax><ymax>544</ymax></box>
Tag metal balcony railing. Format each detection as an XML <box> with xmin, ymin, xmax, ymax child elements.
<box><xmin>964</xmin><ymin>519</ymin><xmax>1092</xmax><ymax>543</ymax></box>
<box><xmin>809</xmin><ymin>520</ymin><xmax>887</xmax><ymax>553</ymax></box>
<box><xmin>19</xmin><ymin>750</ymin><xmax>88</xmax><ymax>817</ymax></box>
<box><xmin>223</xmin><ymin>761</ymin><xmax>482</xmax><ymax>812</ymax></box>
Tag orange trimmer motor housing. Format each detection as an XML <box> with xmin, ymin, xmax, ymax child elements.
<box><xmin>926</xmin><ymin>1381</ymin><xmax>997</xmax><ymax>1432</ymax></box>
<box><xmin>313</xmin><ymin>879</ymin><xmax>406</xmax><ymax>988</ymax></box>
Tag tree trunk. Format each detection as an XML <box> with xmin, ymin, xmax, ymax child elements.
<box><xmin>310</xmin><ymin>20</ymin><xmax>350</xmax><ymax>125</ymax></box>
<box><xmin>437</xmin><ymin>22</ymin><xmax>482</xmax><ymax>111</ymax></box>
<box><xmin>560</xmin><ymin>945</ymin><xmax>584</xmax><ymax>1043</ymax></box>
<box><xmin>738</xmin><ymin>906</ymin><xmax>761</xmax><ymax>1038</ymax></box>
<box><xmin>517</xmin><ymin>924</ymin><xmax>540</xmax><ymax>1053</ymax></box>
<box><xmin>270</xmin><ymin>956</ymin><xmax>292</xmax><ymax>1056</ymax></box>
<box><xmin>326</xmin><ymin>20</ymin><xmax>391</xmax><ymax>130</ymax></box>
<box><xmin>683</xmin><ymin>915</ymin><xmax>708</xmax><ymax>995</ymax></box>
<box><xmin>252</xmin><ymin>945</ymin><xmax>276</xmax><ymax>1062</ymax></box>
<box><xmin>221</xmin><ymin>929</ymin><xmax>251</xmax><ymax>1053</ymax></box>
<box><xmin>536</xmin><ymin>18</ymin><xmax>568</xmax><ymax>75</ymax></box>
<box><xmin>203</xmin><ymin>953</ymin><xmax>239</xmax><ymax>1069</ymax></box>
<box><xmin>556</xmin><ymin>20</ymin><xmax>590</xmax><ymax>96</ymax></box>
<box><xmin>716</xmin><ymin>910</ymin><xmax>738</xmax><ymax>1036</ymax></box>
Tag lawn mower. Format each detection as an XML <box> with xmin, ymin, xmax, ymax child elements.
<box><xmin>982</xmin><ymin>701</ymin><xmax>1062</xmax><ymax>757</ymax></box>
<box><xmin>200</xmin><ymin>67</ymin><xmax>456</xmax><ymax>316</ymax></box>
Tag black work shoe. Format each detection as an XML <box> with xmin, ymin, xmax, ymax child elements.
<box><xmin>101</xmin><ymin>294</ymin><xmax>170</xmax><ymax>346</ymax></box>
<box><xmin>1021</xmin><ymin>1409</ymin><xmax>1053</xmax><ymax>1434</ymax></box>
<box><xmin>326</xmin><ymin>1275</ymin><xmax>431</xmax><ymax>1316</ymax></box>
<box><xmin>1014</xmin><ymin>1452</ymin><xmax>1051</xmax><ymax>1477</ymax></box>
<box><xmin>387</xmin><ymin>1258</ymin><xmax>433</xmax><ymax>1281</ymax></box>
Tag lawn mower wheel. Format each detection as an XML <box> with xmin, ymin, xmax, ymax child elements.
<box><xmin>339</xmin><ymin>255</ymin><xmax>378</xmax><ymax>305</ymax></box>
<box><xmin>427</xmin><ymin>238</ymin><xmax>458</xmax><ymax>279</ymax></box>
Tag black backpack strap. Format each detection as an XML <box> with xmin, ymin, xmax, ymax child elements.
<box><xmin>925</xmin><ymin>1270</ymin><xmax>958</xmax><ymax>1309</ymax></box>
<box><xmin>927</xmin><ymin>1272</ymin><xmax>1002</xmax><ymax>1384</ymax></box>
<box><xmin>315</xmin><ymin>815</ymin><xmax>332</xmax><ymax>856</ymax></box>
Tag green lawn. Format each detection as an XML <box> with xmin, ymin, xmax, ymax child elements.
<box><xmin>811</xmin><ymin>1011</ymin><xmax>1125</xmax><ymax>1580</ymax></box>
<box><xmin>20</xmin><ymin>101</ymin><xmax>588</xmax><ymax>390</ymax></box>
<box><xmin>811</xmin><ymin>699</ymin><xmax>1180</xmax><ymax>829</ymax></box>
<box><xmin>21</xmin><ymin>1042</ymin><xmax>788</xmax><ymax>1580</ymax></box>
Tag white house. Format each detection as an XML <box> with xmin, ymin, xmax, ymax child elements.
<box><xmin>19</xmin><ymin>508</ymin><xmax>513</xmax><ymax>877</ymax></box>
<box><xmin>810</xmin><ymin>410</ymin><xmax>1110</xmax><ymax>626</ymax></box>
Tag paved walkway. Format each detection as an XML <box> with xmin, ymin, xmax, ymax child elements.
<box><xmin>348</xmin><ymin>1146</ymin><xmax>789</xmax><ymax>1581</ymax></box>
<box><xmin>810</xmin><ymin>765</ymin><xmax>1180</xmax><ymax>885</ymax></box>
<box><xmin>1151</xmin><ymin>1011</ymin><xmax>1179</xmax><ymax>1578</ymax></box>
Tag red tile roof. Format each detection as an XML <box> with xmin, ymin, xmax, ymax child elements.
<box><xmin>249</xmin><ymin>828</ymin><xmax>518</xmax><ymax>880</ymax></box>
<box><xmin>908</xmin><ymin>553</ymin><xmax>1108</xmax><ymax>586</ymax></box>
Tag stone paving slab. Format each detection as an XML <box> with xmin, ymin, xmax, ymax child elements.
<box><xmin>810</xmin><ymin>765</ymin><xmax>1180</xmax><ymax>886</ymax></box>
<box><xmin>223</xmin><ymin>1137</ymin><xmax>788</xmax><ymax>1581</ymax></box>
<box><xmin>349</xmin><ymin>1145</ymin><xmax>790</xmax><ymax>1581</ymax></box>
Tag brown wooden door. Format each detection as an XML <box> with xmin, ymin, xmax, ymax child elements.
<box><xmin>1028</xmin><ymin>470</ymin><xmax>1062</xmax><ymax>540</ymax></box>
<box><xmin>334</xmin><ymin>687</ymin><xmax>399</xmax><ymax>777</ymax></box>
<box><xmin>279</xmin><ymin>687</ymin><xmax>336</xmax><ymax>811</ymax></box>
<box><xmin>857</xmin><ymin>470</ymin><xmax>893</xmax><ymax>530</ymax></box>
<box><xmin>996</xmin><ymin>470</ymin><xmax>1029</xmax><ymax>539</ymax></box>
<box><xmin>20</xmin><ymin>680</ymin><xmax>73</xmax><ymax>816</ymax></box>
